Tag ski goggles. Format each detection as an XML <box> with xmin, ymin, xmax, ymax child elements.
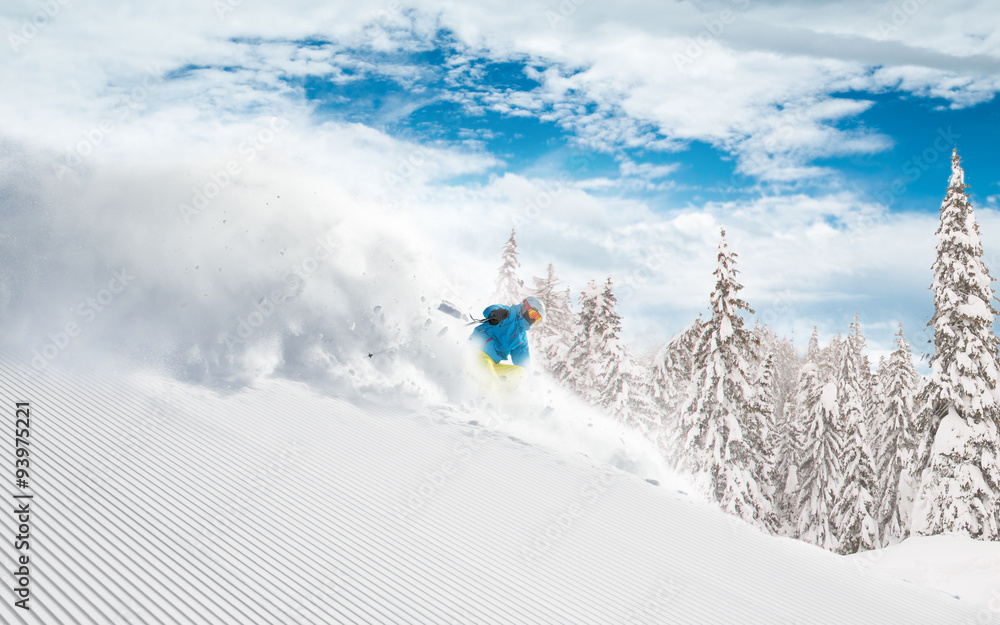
<box><xmin>522</xmin><ymin>300</ymin><xmax>542</xmax><ymax>324</ymax></box>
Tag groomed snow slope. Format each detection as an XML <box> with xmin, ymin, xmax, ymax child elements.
<box><xmin>0</xmin><ymin>356</ymin><xmax>987</xmax><ymax>625</ymax></box>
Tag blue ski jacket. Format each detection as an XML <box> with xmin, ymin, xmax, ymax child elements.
<box><xmin>468</xmin><ymin>304</ymin><xmax>532</xmax><ymax>369</ymax></box>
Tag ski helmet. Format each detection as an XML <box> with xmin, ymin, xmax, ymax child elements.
<box><xmin>521</xmin><ymin>296</ymin><xmax>545</xmax><ymax>325</ymax></box>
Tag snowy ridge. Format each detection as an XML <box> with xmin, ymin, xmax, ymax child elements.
<box><xmin>0</xmin><ymin>355</ymin><xmax>986</xmax><ymax>624</ymax></box>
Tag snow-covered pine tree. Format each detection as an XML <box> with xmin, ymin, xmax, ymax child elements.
<box><xmin>563</xmin><ymin>279</ymin><xmax>658</xmax><ymax>434</ymax></box>
<box><xmin>823</xmin><ymin>332</ymin><xmax>845</xmax><ymax>374</ymax></box>
<box><xmin>832</xmin><ymin>316</ymin><xmax>879</xmax><ymax>554</ymax></box>
<box><xmin>561</xmin><ymin>281</ymin><xmax>602</xmax><ymax>397</ymax></box>
<box><xmin>753</xmin><ymin>351</ymin><xmax>779</xmax><ymax>514</ymax></box>
<box><xmin>912</xmin><ymin>149</ymin><xmax>1000</xmax><ymax>540</ymax></box>
<box><xmin>805</xmin><ymin>327</ymin><xmax>820</xmax><ymax>362</ymax></box>
<box><xmin>529</xmin><ymin>264</ymin><xmax>576</xmax><ymax>377</ymax></box>
<box><xmin>877</xmin><ymin>354</ymin><xmax>888</xmax><ymax>391</ymax></box>
<box><xmin>912</xmin><ymin>376</ymin><xmax>936</xmax><ymax>498</ymax></box>
<box><xmin>909</xmin><ymin>375</ymin><xmax>933</xmax><ymax>526</ymax></box>
<box><xmin>491</xmin><ymin>229</ymin><xmax>525</xmax><ymax>305</ymax></box>
<box><xmin>595</xmin><ymin>279</ymin><xmax>659</xmax><ymax>434</ymax></box>
<box><xmin>772</xmin><ymin>327</ymin><xmax>820</xmax><ymax>535</ymax></box>
<box><xmin>765</xmin><ymin>330</ymin><xmax>802</xmax><ymax>427</ymax></box>
<box><xmin>794</xmin><ymin>329</ymin><xmax>843</xmax><ymax>550</ymax></box>
<box><xmin>875</xmin><ymin>325</ymin><xmax>922</xmax><ymax>544</ymax></box>
<box><xmin>868</xmin><ymin>361</ymin><xmax>890</xmax><ymax>536</ymax></box>
<box><xmin>678</xmin><ymin>229</ymin><xmax>774</xmax><ymax>531</ymax></box>
<box><xmin>754</xmin><ymin>327</ymin><xmax>801</xmax><ymax>523</ymax></box>
<box><xmin>652</xmin><ymin>317</ymin><xmax>703</xmax><ymax>410</ymax></box>
<box><xmin>544</xmin><ymin>285</ymin><xmax>576</xmax><ymax>383</ymax></box>
<box><xmin>651</xmin><ymin>315</ymin><xmax>704</xmax><ymax>462</ymax></box>
<box><xmin>864</xmin><ymin>345</ymin><xmax>887</xmax><ymax>451</ymax></box>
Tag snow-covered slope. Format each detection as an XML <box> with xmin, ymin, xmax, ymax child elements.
<box><xmin>848</xmin><ymin>534</ymin><xmax>1000</xmax><ymax>609</ymax></box>
<box><xmin>0</xmin><ymin>355</ymin><xmax>987</xmax><ymax>624</ymax></box>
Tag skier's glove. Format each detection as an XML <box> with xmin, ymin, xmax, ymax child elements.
<box><xmin>487</xmin><ymin>308</ymin><xmax>509</xmax><ymax>325</ymax></box>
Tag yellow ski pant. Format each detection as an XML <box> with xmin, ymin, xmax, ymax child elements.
<box><xmin>462</xmin><ymin>349</ymin><xmax>527</xmax><ymax>395</ymax></box>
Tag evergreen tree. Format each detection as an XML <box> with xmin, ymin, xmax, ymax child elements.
<box><xmin>868</xmin><ymin>361</ymin><xmax>890</xmax><ymax>534</ymax></box>
<box><xmin>563</xmin><ymin>279</ymin><xmax>658</xmax><ymax>434</ymax></box>
<box><xmin>913</xmin><ymin>149</ymin><xmax>1000</xmax><ymax>540</ymax></box>
<box><xmin>560</xmin><ymin>281</ymin><xmax>603</xmax><ymax>398</ymax></box>
<box><xmin>761</xmin><ymin>329</ymin><xmax>802</xmax><ymax>428</ymax></box>
<box><xmin>875</xmin><ymin>325</ymin><xmax>921</xmax><ymax>544</ymax></box>
<box><xmin>876</xmin><ymin>354</ymin><xmax>889</xmax><ymax>391</ymax></box>
<box><xmin>822</xmin><ymin>332</ymin><xmax>845</xmax><ymax>375</ymax></box>
<box><xmin>794</xmin><ymin>331</ymin><xmax>843</xmax><ymax>551</ymax></box>
<box><xmin>651</xmin><ymin>316</ymin><xmax>703</xmax><ymax>462</ymax></box>
<box><xmin>546</xmin><ymin>286</ymin><xmax>576</xmax><ymax>384</ymax></box>
<box><xmin>678</xmin><ymin>229</ymin><xmax>774</xmax><ymax>531</ymax></box>
<box><xmin>909</xmin><ymin>375</ymin><xmax>933</xmax><ymax>529</ymax></box>
<box><xmin>912</xmin><ymin>376</ymin><xmax>936</xmax><ymax>498</ymax></box>
<box><xmin>529</xmin><ymin>264</ymin><xmax>576</xmax><ymax>377</ymax></box>
<box><xmin>594</xmin><ymin>279</ymin><xmax>659</xmax><ymax>433</ymax></box>
<box><xmin>491</xmin><ymin>229</ymin><xmax>525</xmax><ymax>305</ymax></box>
<box><xmin>832</xmin><ymin>316</ymin><xmax>879</xmax><ymax>554</ymax></box>
<box><xmin>805</xmin><ymin>327</ymin><xmax>821</xmax><ymax>362</ymax></box>
<box><xmin>753</xmin><ymin>351</ymin><xmax>779</xmax><ymax>513</ymax></box>
<box><xmin>772</xmin><ymin>327</ymin><xmax>820</xmax><ymax>535</ymax></box>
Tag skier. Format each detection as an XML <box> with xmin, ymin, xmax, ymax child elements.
<box><xmin>464</xmin><ymin>296</ymin><xmax>545</xmax><ymax>395</ymax></box>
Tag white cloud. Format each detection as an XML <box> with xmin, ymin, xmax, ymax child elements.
<box><xmin>418</xmin><ymin>0</ymin><xmax>1000</xmax><ymax>178</ymax></box>
<box><xmin>1</xmin><ymin>0</ymin><xmax>997</xmax><ymax>381</ymax></box>
<box><xmin>3</xmin><ymin>0</ymin><xmax>997</xmax><ymax>182</ymax></box>
<box><xmin>619</xmin><ymin>159</ymin><xmax>681</xmax><ymax>180</ymax></box>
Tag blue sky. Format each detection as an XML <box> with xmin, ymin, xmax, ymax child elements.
<box><xmin>295</xmin><ymin>41</ymin><xmax>1000</xmax><ymax>215</ymax></box>
<box><xmin>3</xmin><ymin>0</ymin><xmax>1000</xmax><ymax>369</ymax></box>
